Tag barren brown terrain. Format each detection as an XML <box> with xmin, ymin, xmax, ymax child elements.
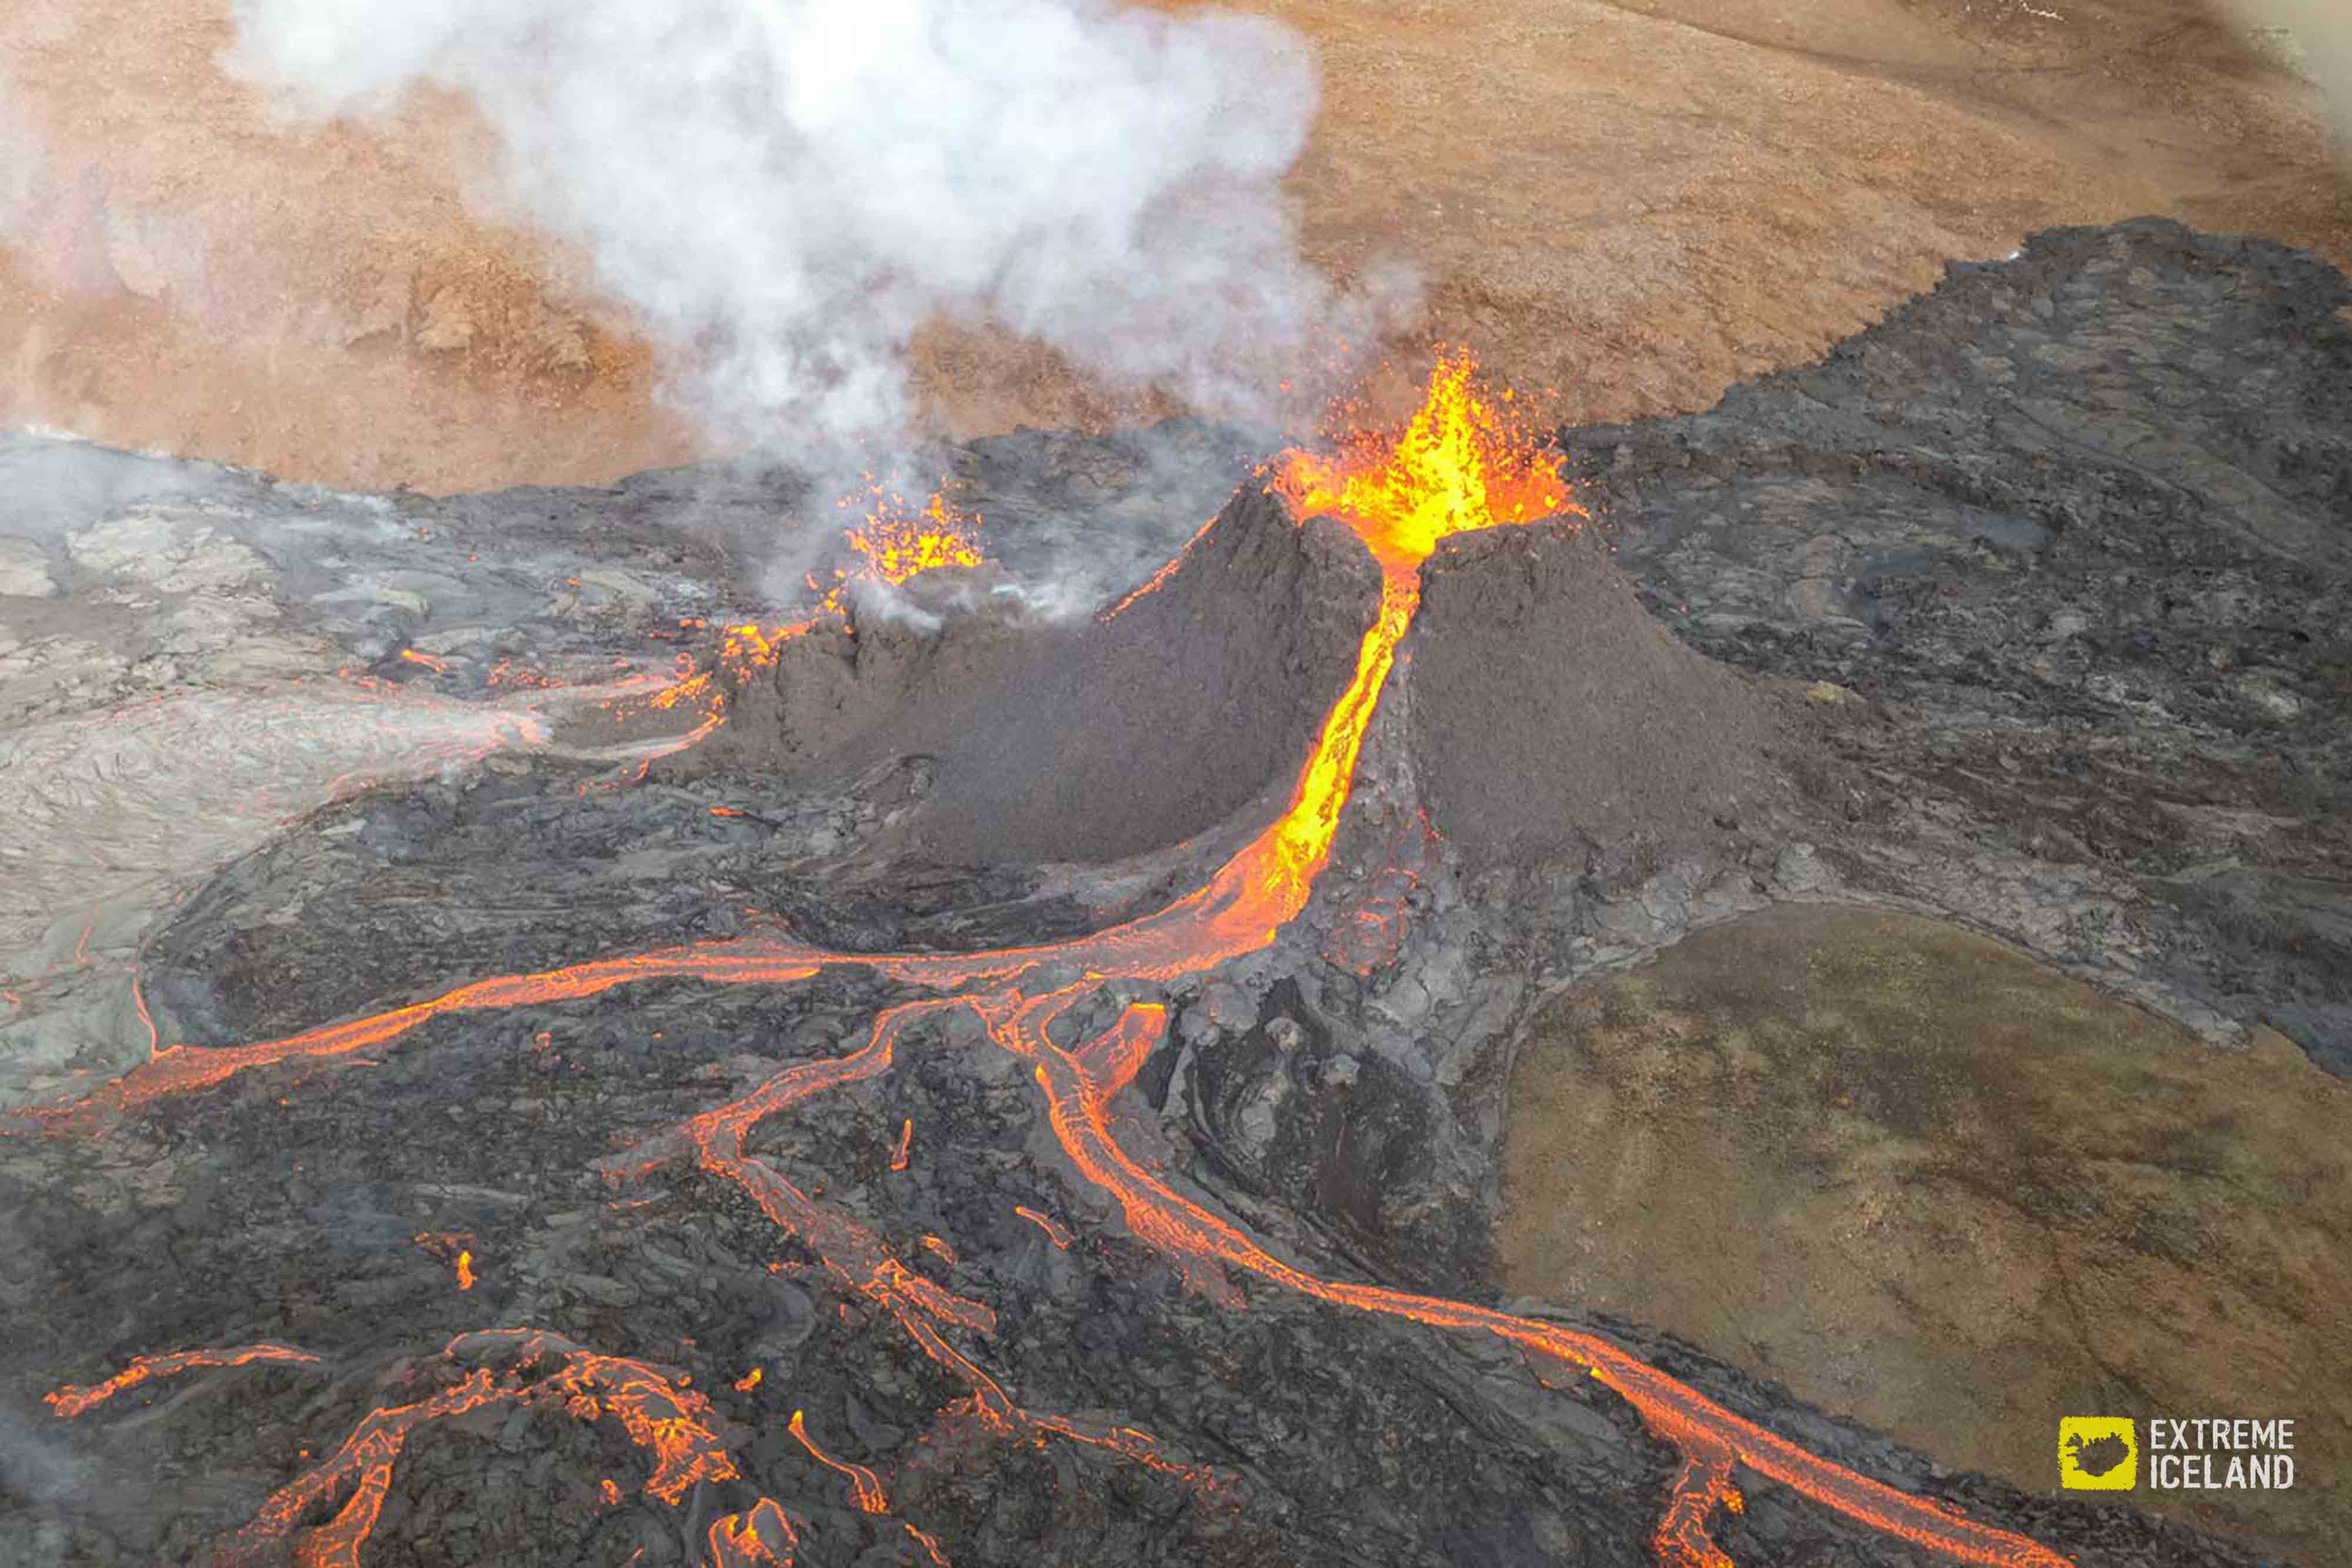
<box><xmin>1501</xmin><ymin>905</ymin><xmax>2352</xmax><ymax>1567</ymax></box>
<box><xmin>2</xmin><ymin>0</ymin><xmax>2346</xmax><ymax>492</ymax></box>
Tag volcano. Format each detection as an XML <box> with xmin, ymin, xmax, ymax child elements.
<box><xmin>2</xmin><ymin>219</ymin><xmax>2346</xmax><ymax>1568</ymax></box>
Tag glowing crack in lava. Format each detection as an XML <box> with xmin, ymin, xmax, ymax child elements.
<box><xmin>42</xmin><ymin>1343</ymin><xmax>323</xmax><ymax>1419</ymax></box>
<box><xmin>29</xmin><ymin>353</ymin><xmax>2072</xmax><ymax>1568</ymax></box>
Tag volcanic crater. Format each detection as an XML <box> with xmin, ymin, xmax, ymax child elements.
<box><xmin>1</xmin><ymin>219</ymin><xmax>2346</xmax><ymax>1568</ymax></box>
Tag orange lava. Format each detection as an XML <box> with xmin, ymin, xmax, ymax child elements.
<box><xmin>613</xmin><ymin>480</ymin><xmax>988</xmax><ymax>750</ymax></box>
<box><xmin>903</xmin><ymin>1520</ymin><xmax>954</xmax><ymax>1567</ymax></box>
<box><xmin>29</xmin><ymin>353</ymin><xmax>2072</xmax><ymax>1568</ymax></box>
<box><xmin>1100</xmin><ymin>513</ymin><xmax>1214</xmax><ymax>623</ymax></box>
<box><xmin>789</xmin><ymin>1408</ymin><xmax>890</xmax><ymax>1513</ymax></box>
<box><xmin>889</xmin><ymin>1116</ymin><xmax>914</xmax><ymax>1172</ymax></box>
<box><xmin>707</xmin><ymin>1497</ymin><xmax>799</xmax><ymax>1566</ymax></box>
<box><xmin>456</xmin><ymin>1249</ymin><xmax>476</xmax><ymax>1290</ymax></box>
<box><xmin>1273</xmin><ymin>347</ymin><xmax>1577</xmax><ymax>573</ymax></box>
<box><xmin>827</xmin><ymin>482</ymin><xmax>986</xmax><ymax>606</ymax></box>
<box><xmin>1073</xmin><ymin>1002</ymin><xmax>1163</xmax><ymax>1101</ymax></box>
<box><xmin>44</xmin><ymin>1343</ymin><xmax>320</xmax><ymax>1418</ymax></box>
<box><xmin>985</xmin><ymin>989</ymin><xmax>2070</xmax><ymax>1568</ymax></box>
<box><xmin>195</xmin><ymin>1330</ymin><xmax>735</xmax><ymax>1568</ymax></box>
<box><xmin>1013</xmin><ymin>1206</ymin><xmax>1073</xmax><ymax>1250</ymax></box>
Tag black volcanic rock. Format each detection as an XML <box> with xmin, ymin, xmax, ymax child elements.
<box><xmin>1569</xmin><ymin>216</ymin><xmax>2352</xmax><ymax>1074</ymax></box>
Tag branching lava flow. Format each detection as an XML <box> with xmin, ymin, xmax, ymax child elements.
<box><xmin>26</xmin><ymin>353</ymin><xmax>2072</xmax><ymax>1568</ymax></box>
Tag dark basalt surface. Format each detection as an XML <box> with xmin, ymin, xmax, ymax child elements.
<box><xmin>4</xmin><ymin>218</ymin><xmax>2343</xmax><ymax>1568</ymax></box>
<box><xmin>1565</xmin><ymin>216</ymin><xmax>2351</xmax><ymax>1076</ymax></box>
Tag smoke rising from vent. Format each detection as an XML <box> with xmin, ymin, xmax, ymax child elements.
<box><xmin>222</xmin><ymin>0</ymin><xmax>1408</xmax><ymax>453</ymax></box>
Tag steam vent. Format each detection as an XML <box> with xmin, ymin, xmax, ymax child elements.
<box><xmin>4</xmin><ymin>219</ymin><xmax>2349</xmax><ymax>1568</ymax></box>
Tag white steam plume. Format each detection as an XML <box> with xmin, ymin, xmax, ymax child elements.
<box><xmin>223</xmin><ymin>0</ymin><xmax>1407</xmax><ymax>452</ymax></box>
<box><xmin>2213</xmin><ymin>0</ymin><xmax>2352</xmax><ymax>155</ymax></box>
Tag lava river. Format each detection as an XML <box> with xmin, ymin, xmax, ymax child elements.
<box><xmin>20</xmin><ymin>355</ymin><xmax>2074</xmax><ymax>1568</ymax></box>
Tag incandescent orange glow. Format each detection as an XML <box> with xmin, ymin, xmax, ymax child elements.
<box><xmin>788</xmin><ymin>1409</ymin><xmax>890</xmax><ymax>1513</ymax></box>
<box><xmin>175</xmin><ymin>1330</ymin><xmax>734</xmax><ymax>1568</ymax></box>
<box><xmin>26</xmin><ymin>356</ymin><xmax>2070</xmax><ymax>1568</ymax></box>
<box><xmin>1013</xmin><ymin>1206</ymin><xmax>1073</xmax><ymax>1250</ymax></box>
<box><xmin>808</xmin><ymin>483</ymin><xmax>987</xmax><ymax>623</ymax></box>
<box><xmin>889</xmin><ymin>1116</ymin><xmax>913</xmax><ymax>1172</ymax></box>
<box><xmin>843</xmin><ymin>486</ymin><xmax>985</xmax><ymax>587</ymax></box>
<box><xmin>455</xmin><ymin>1249</ymin><xmax>475</xmax><ymax>1291</ymax></box>
<box><xmin>735</xmin><ymin>1367</ymin><xmax>764</xmax><ymax>1393</ymax></box>
<box><xmin>707</xmin><ymin>1497</ymin><xmax>799</xmax><ymax>1566</ymax></box>
<box><xmin>902</xmin><ymin>1520</ymin><xmax>954</xmax><ymax>1567</ymax></box>
<box><xmin>1274</xmin><ymin>348</ymin><xmax>1578</xmax><ymax>572</ymax></box>
<box><xmin>627</xmin><ymin>480</ymin><xmax>988</xmax><ymax>748</ymax></box>
<box><xmin>44</xmin><ymin>1343</ymin><xmax>320</xmax><ymax>1418</ymax></box>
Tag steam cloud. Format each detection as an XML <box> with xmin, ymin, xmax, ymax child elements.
<box><xmin>2216</xmin><ymin>0</ymin><xmax>2352</xmax><ymax>153</ymax></box>
<box><xmin>223</xmin><ymin>0</ymin><xmax>1407</xmax><ymax>452</ymax></box>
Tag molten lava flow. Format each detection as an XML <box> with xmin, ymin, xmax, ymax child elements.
<box><xmin>28</xmin><ymin>355</ymin><xmax>2075</xmax><ymax>1568</ymax></box>
<box><xmin>598</xmin><ymin>1000</ymin><xmax>1218</xmax><ymax>1499</ymax></box>
<box><xmin>196</xmin><ymin>1330</ymin><xmax>737</xmax><ymax>1568</ymax></box>
<box><xmin>1013</xmin><ymin>1206</ymin><xmax>1073</xmax><ymax>1251</ymax></box>
<box><xmin>610</xmin><ymin>480</ymin><xmax>988</xmax><ymax>757</ymax></box>
<box><xmin>823</xmin><ymin>482</ymin><xmax>986</xmax><ymax>611</ymax></box>
<box><xmin>902</xmin><ymin>1520</ymin><xmax>953</xmax><ymax>1567</ymax></box>
<box><xmin>706</xmin><ymin>1498</ymin><xmax>799</xmax><ymax>1567</ymax></box>
<box><xmin>984</xmin><ymin>989</ymin><xmax>2072</xmax><ymax>1568</ymax></box>
<box><xmin>789</xmin><ymin>1409</ymin><xmax>890</xmax><ymax>1513</ymax></box>
<box><xmin>44</xmin><ymin>1343</ymin><xmax>321</xmax><ymax>1418</ymax></box>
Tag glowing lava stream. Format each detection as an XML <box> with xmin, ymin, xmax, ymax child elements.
<box><xmin>27</xmin><ymin>355</ymin><xmax>2072</xmax><ymax>1568</ymax></box>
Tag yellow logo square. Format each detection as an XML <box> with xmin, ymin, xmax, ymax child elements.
<box><xmin>2059</xmin><ymin>1417</ymin><xmax>2137</xmax><ymax>1490</ymax></box>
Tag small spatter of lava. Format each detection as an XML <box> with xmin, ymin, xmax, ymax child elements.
<box><xmin>816</xmin><ymin>479</ymin><xmax>987</xmax><ymax>615</ymax></box>
<box><xmin>628</xmin><ymin>480</ymin><xmax>987</xmax><ymax>733</ymax></box>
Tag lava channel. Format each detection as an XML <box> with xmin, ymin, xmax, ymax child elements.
<box><xmin>29</xmin><ymin>353</ymin><xmax>2074</xmax><ymax>1568</ymax></box>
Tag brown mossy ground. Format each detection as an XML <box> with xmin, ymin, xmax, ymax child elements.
<box><xmin>1501</xmin><ymin>902</ymin><xmax>2352</xmax><ymax>1565</ymax></box>
<box><xmin>4</xmin><ymin>0</ymin><xmax>2345</xmax><ymax>491</ymax></box>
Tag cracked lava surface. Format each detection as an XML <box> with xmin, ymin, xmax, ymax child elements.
<box><xmin>15</xmin><ymin>357</ymin><xmax>2074</xmax><ymax>1568</ymax></box>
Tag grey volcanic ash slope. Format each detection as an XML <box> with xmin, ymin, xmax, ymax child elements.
<box><xmin>669</xmin><ymin>458</ymin><xmax>1785</xmax><ymax>878</ymax></box>
<box><xmin>1409</xmin><ymin>521</ymin><xmax>1780</xmax><ymax>867</ymax></box>
<box><xmin>670</xmin><ymin>483</ymin><xmax>1381</xmax><ymax>868</ymax></box>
